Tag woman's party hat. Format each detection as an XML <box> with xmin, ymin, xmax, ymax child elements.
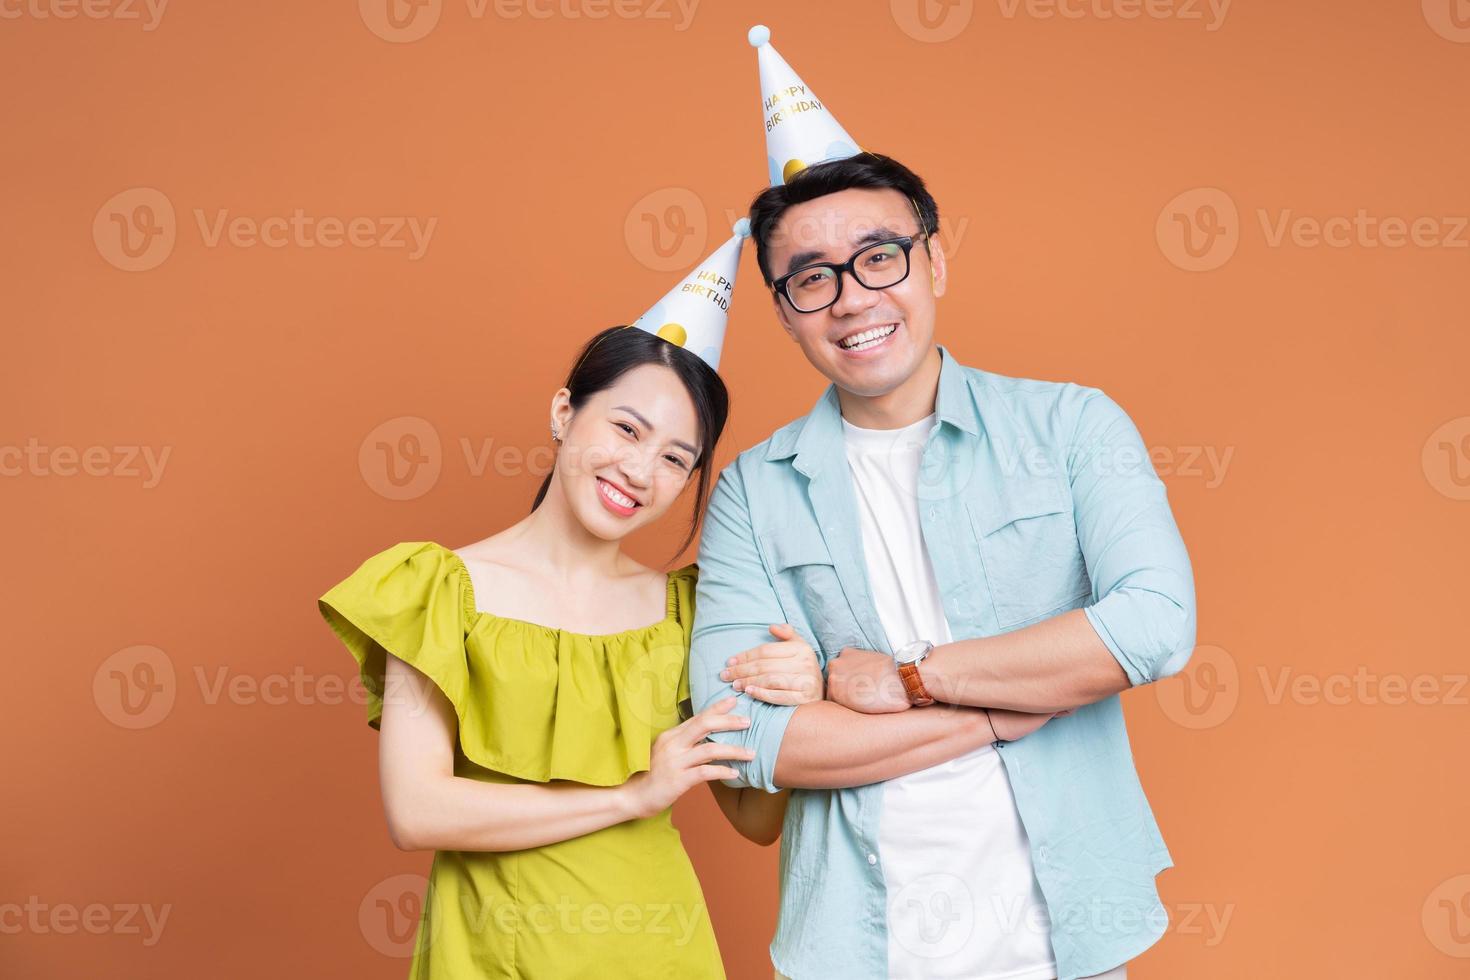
<box><xmin>748</xmin><ymin>24</ymin><xmax>861</xmax><ymax>186</ymax></box>
<box><xmin>630</xmin><ymin>219</ymin><xmax>751</xmax><ymax>372</ymax></box>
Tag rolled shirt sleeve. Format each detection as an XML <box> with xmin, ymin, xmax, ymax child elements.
<box><xmin>689</xmin><ymin>464</ymin><xmax>796</xmax><ymax>793</ymax></box>
<box><xmin>1068</xmin><ymin>388</ymin><xmax>1197</xmax><ymax>687</ymax></box>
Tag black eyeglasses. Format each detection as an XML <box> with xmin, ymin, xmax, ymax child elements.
<box><xmin>771</xmin><ymin>232</ymin><xmax>928</xmax><ymax>314</ymax></box>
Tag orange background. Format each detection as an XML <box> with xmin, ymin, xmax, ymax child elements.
<box><xmin>4</xmin><ymin>0</ymin><xmax>1468</xmax><ymax>977</ymax></box>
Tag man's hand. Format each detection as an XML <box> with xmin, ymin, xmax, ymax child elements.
<box><xmin>826</xmin><ymin>647</ymin><xmax>911</xmax><ymax>714</ymax></box>
<box><xmin>719</xmin><ymin>624</ymin><xmax>825</xmax><ymax>706</ymax></box>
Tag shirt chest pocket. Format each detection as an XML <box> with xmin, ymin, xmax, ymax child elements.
<box><xmin>759</xmin><ymin>524</ymin><xmax>869</xmax><ymax>662</ymax></box>
<box><xmin>968</xmin><ymin>481</ymin><xmax>1092</xmax><ymax>630</ymax></box>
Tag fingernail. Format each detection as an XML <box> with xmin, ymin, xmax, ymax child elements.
<box><xmin>719</xmin><ymin>670</ymin><xmax>730</xmax><ymax>680</ymax></box>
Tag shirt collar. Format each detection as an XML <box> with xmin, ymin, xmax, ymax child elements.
<box><xmin>766</xmin><ymin>344</ymin><xmax>979</xmax><ymax>474</ymax></box>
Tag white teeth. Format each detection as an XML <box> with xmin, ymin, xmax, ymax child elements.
<box><xmin>600</xmin><ymin>480</ymin><xmax>637</xmax><ymax>508</ymax></box>
<box><xmin>839</xmin><ymin>323</ymin><xmax>897</xmax><ymax>350</ymax></box>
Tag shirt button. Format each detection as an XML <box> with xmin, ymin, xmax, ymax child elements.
<box><xmin>867</xmin><ymin>853</ymin><xmax>878</xmax><ymax>866</ymax></box>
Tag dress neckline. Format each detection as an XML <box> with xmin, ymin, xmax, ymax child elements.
<box><xmin>433</xmin><ymin>542</ymin><xmax>682</xmax><ymax>640</ymax></box>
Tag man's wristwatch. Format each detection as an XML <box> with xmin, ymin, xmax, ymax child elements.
<box><xmin>894</xmin><ymin>640</ymin><xmax>936</xmax><ymax>707</ymax></box>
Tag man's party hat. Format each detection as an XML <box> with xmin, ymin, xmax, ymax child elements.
<box><xmin>748</xmin><ymin>24</ymin><xmax>861</xmax><ymax>186</ymax></box>
<box><xmin>630</xmin><ymin>219</ymin><xmax>751</xmax><ymax>372</ymax></box>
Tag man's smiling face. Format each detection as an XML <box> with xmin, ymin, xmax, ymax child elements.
<box><xmin>764</xmin><ymin>186</ymin><xmax>946</xmax><ymax>397</ymax></box>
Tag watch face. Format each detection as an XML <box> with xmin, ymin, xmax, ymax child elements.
<box><xmin>896</xmin><ymin>640</ymin><xmax>931</xmax><ymax>665</ymax></box>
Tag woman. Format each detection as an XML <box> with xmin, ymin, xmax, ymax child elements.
<box><xmin>319</xmin><ymin>326</ymin><xmax>821</xmax><ymax>978</ymax></box>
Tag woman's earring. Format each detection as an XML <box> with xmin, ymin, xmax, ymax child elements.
<box><xmin>550</xmin><ymin>423</ymin><xmax>561</xmax><ymax>443</ymax></box>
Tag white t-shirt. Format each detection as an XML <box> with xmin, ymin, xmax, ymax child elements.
<box><xmin>842</xmin><ymin>412</ymin><xmax>1056</xmax><ymax>980</ymax></box>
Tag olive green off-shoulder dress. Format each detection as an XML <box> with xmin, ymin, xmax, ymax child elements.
<box><xmin>318</xmin><ymin>541</ymin><xmax>725</xmax><ymax>979</ymax></box>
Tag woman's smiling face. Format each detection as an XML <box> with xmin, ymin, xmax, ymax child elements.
<box><xmin>549</xmin><ymin>362</ymin><xmax>703</xmax><ymax>541</ymax></box>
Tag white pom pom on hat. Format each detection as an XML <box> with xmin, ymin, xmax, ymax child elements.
<box><xmin>747</xmin><ymin>24</ymin><xmax>861</xmax><ymax>186</ymax></box>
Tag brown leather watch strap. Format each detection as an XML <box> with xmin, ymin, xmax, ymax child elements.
<box><xmin>898</xmin><ymin>660</ymin><xmax>935</xmax><ymax>706</ymax></box>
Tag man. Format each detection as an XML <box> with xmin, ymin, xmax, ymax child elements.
<box><xmin>689</xmin><ymin>152</ymin><xmax>1195</xmax><ymax>980</ymax></box>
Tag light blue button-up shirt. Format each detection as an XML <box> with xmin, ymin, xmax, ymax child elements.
<box><xmin>690</xmin><ymin>346</ymin><xmax>1196</xmax><ymax>980</ymax></box>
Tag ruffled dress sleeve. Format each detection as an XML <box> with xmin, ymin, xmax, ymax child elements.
<box><xmin>319</xmin><ymin>546</ymin><xmax>704</xmax><ymax>788</ymax></box>
<box><xmin>317</xmin><ymin>541</ymin><xmax>474</xmax><ymax>732</ymax></box>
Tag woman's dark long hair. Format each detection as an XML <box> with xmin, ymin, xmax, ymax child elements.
<box><xmin>532</xmin><ymin>326</ymin><xmax>730</xmax><ymax>558</ymax></box>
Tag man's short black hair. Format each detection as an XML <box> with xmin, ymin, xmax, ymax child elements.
<box><xmin>746</xmin><ymin>151</ymin><xmax>941</xmax><ymax>286</ymax></box>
